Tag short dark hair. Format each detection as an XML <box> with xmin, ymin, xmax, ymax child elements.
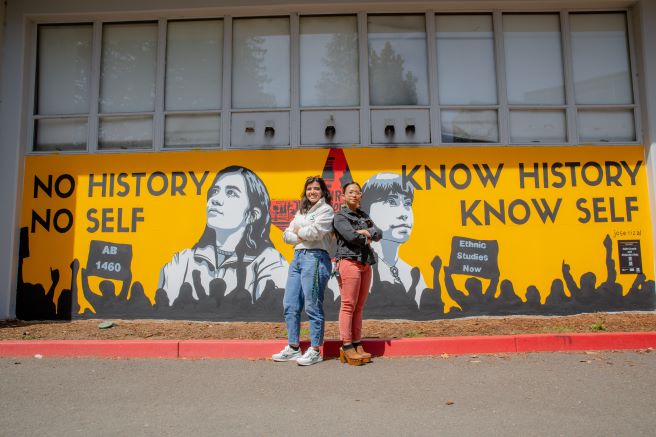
<box><xmin>300</xmin><ymin>176</ymin><xmax>331</xmax><ymax>214</ymax></box>
<box><xmin>361</xmin><ymin>173</ymin><xmax>414</xmax><ymax>213</ymax></box>
<box><xmin>341</xmin><ymin>181</ymin><xmax>361</xmax><ymax>193</ymax></box>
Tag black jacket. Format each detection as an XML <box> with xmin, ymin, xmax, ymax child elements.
<box><xmin>333</xmin><ymin>206</ymin><xmax>382</xmax><ymax>265</ymax></box>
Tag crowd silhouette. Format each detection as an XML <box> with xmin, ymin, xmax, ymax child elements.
<box><xmin>16</xmin><ymin>227</ymin><xmax>71</xmax><ymax>320</ymax></box>
<box><xmin>441</xmin><ymin>234</ymin><xmax>654</xmax><ymax>317</ymax></box>
<box><xmin>76</xmin><ymin>261</ymin><xmax>341</xmax><ymax>321</ymax></box>
<box><xmin>14</xmin><ymin>227</ymin><xmax>656</xmax><ymax>321</ymax></box>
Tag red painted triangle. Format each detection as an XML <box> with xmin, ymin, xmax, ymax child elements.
<box><xmin>270</xmin><ymin>148</ymin><xmax>352</xmax><ymax>231</ymax></box>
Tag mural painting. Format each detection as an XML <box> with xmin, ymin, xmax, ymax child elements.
<box><xmin>16</xmin><ymin>145</ymin><xmax>655</xmax><ymax>321</ymax></box>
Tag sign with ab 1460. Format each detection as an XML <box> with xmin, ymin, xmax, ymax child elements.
<box><xmin>85</xmin><ymin>240</ymin><xmax>133</xmax><ymax>281</ymax></box>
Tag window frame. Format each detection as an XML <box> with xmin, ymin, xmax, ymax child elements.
<box><xmin>435</xmin><ymin>12</ymin><xmax>500</xmax><ymax>145</ymax></box>
<box><xmin>567</xmin><ymin>11</ymin><xmax>640</xmax><ymax>145</ymax></box>
<box><xmin>26</xmin><ymin>7</ymin><xmax>642</xmax><ymax>155</ymax></box>
<box><xmin>163</xmin><ymin>18</ymin><xmax>224</xmax><ymax>150</ymax></box>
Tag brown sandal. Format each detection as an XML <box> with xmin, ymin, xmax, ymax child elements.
<box><xmin>339</xmin><ymin>345</ymin><xmax>364</xmax><ymax>366</ymax></box>
<box><xmin>353</xmin><ymin>342</ymin><xmax>372</xmax><ymax>363</ymax></box>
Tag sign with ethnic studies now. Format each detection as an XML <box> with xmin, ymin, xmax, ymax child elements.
<box><xmin>449</xmin><ymin>237</ymin><xmax>499</xmax><ymax>279</ymax></box>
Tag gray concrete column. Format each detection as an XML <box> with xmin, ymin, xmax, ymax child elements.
<box><xmin>0</xmin><ymin>1</ymin><xmax>25</xmax><ymax>319</ymax></box>
<box><xmin>634</xmin><ymin>0</ymin><xmax>656</xmax><ymax>280</ymax></box>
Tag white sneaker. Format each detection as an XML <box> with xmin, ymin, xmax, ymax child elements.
<box><xmin>297</xmin><ymin>347</ymin><xmax>323</xmax><ymax>366</ymax></box>
<box><xmin>272</xmin><ymin>345</ymin><xmax>302</xmax><ymax>362</ymax></box>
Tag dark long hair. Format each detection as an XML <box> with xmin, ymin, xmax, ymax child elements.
<box><xmin>195</xmin><ymin>166</ymin><xmax>273</xmax><ymax>256</ymax></box>
<box><xmin>299</xmin><ymin>176</ymin><xmax>331</xmax><ymax>214</ymax></box>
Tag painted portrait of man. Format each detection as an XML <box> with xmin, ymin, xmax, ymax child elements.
<box><xmin>361</xmin><ymin>172</ymin><xmax>428</xmax><ymax>312</ymax></box>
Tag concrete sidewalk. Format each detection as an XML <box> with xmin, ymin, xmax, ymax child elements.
<box><xmin>1</xmin><ymin>332</ymin><xmax>655</xmax><ymax>359</ymax></box>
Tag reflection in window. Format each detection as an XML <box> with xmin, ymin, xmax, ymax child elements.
<box><xmin>571</xmin><ymin>13</ymin><xmax>633</xmax><ymax>105</ymax></box>
<box><xmin>165</xmin><ymin>114</ymin><xmax>221</xmax><ymax>148</ymax></box>
<box><xmin>368</xmin><ymin>15</ymin><xmax>428</xmax><ymax>106</ymax></box>
<box><xmin>300</xmin><ymin>16</ymin><xmax>358</xmax><ymax>107</ymax></box>
<box><xmin>436</xmin><ymin>15</ymin><xmax>497</xmax><ymax>105</ymax></box>
<box><xmin>441</xmin><ymin>110</ymin><xmax>498</xmax><ymax>143</ymax></box>
<box><xmin>232</xmin><ymin>17</ymin><xmax>290</xmax><ymax>109</ymax></box>
<box><xmin>100</xmin><ymin>23</ymin><xmax>158</xmax><ymax>113</ymax></box>
<box><xmin>31</xmin><ymin>11</ymin><xmax>642</xmax><ymax>152</ymax></box>
<box><xmin>578</xmin><ymin>110</ymin><xmax>635</xmax><ymax>142</ymax></box>
<box><xmin>35</xmin><ymin>118</ymin><xmax>87</xmax><ymax>152</ymax></box>
<box><xmin>37</xmin><ymin>24</ymin><xmax>93</xmax><ymax>115</ymax></box>
<box><xmin>510</xmin><ymin>110</ymin><xmax>566</xmax><ymax>143</ymax></box>
<box><xmin>503</xmin><ymin>14</ymin><xmax>565</xmax><ymax>105</ymax></box>
<box><xmin>166</xmin><ymin>20</ymin><xmax>223</xmax><ymax>111</ymax></box>
<box><xmin>99</xmin><ymin>117</ymin><xmax>153</xmax><ymax>150</ymax></box>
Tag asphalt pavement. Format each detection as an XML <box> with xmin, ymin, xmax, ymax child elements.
<box><xmin>1</xmin><ymin>351</ymin><xmax>654</xmax><ymax>436</ymax></box>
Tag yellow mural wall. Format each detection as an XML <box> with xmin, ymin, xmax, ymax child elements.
<box><xmin>18</xmin><ymin>145</ymin><xmax>653</xmax><ymax>317</ymax></box>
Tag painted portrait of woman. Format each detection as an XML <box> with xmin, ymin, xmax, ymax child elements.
<box><xmin>158</xmin><ymin>166</ymin><xmax>288</xmax><ymax>306</ymax></box>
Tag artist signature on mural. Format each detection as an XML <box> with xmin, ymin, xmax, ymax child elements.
<box><xmin>613</xmin><ymin>229</ymin><xmax>642</xmax><ymax>238</ymax></box>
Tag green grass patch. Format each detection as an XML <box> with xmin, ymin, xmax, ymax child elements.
<box><xmin>590</xmin><ymin>321</ymin><xmax>607</xmax><ymax>331</ymax></box>
<box><xmin>405</xmin><ymin>330</ymin><xmax>423</xmax><ymax>338</ymax></box>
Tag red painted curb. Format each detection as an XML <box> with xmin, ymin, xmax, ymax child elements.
<box><xmin>0</xmin><ymin>333</ymin><xmax>654</xmax><ymax>359</ymax></box>
<box><xmin>515</xmin><ymin>332</ymin><xmax>656</xmax><ymax>352</ymax></box>
<box><xmin>371</xmin><ymin>335</ymin><xmax>518</xmax><ymax>356</ymax></box>
<box><xmin>0</xmin><ymin>340</ymin><xmax>179</xmax><ymax>358</ymax></box>
<box><xmin>180</xmin><ymin>337</ymin><xmax>517</xmax><ymax>359</ymax></box>
<box><xmin>179</xmin><ymin>340</ymin><xmax>288</xmax><ymax>359</ymax></box>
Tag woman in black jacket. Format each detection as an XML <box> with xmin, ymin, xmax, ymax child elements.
<box><xmin>333</xmin><ymin>181</ymin><xmax>382</xmax><ymax>365</ymax></box>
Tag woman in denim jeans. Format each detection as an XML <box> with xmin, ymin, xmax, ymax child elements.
<box><xmin>272</xmin><ymin>176</ymin><xmax>334</xmax><ymax>366</ymax></box>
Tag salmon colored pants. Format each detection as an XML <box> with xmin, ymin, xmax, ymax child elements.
<box><xmin>337</xmin><ymin>259</ymin><xmax>372</xmax><ymax>343</ymax></box>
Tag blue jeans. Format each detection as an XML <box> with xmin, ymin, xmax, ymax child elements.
<box><xmin>283</xmin><ymin>249</ymin><xmax>331</xmax><ymax>347</ymax></box>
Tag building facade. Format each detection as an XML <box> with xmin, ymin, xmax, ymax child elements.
<box><xmin>1</xmin><ymin>0</ymin><xmax>655</xmax><ymax>321</ymax></box>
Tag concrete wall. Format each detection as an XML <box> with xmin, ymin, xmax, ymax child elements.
<box><xmin>635</xmin><ymin>0</ymin><xmax>656</xmax><ymax>291</ymax></box>
<box><xmin>0</xmin><ymin>2</ymin><xmax>5</xmax><ymax>75</ymax></box>
<box><xmin>0</xmin><ymin>0</ymin><xmax>22</xmax><ymax>319</ymax></box>
<box><xmin>0</xmin><ymin>2</ymin><xmax>5</xmax><ymax>318</ymax></box>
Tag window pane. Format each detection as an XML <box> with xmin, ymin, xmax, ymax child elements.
<box><xmin>570</xmin><ymin>13</ymin><xmax>633</xmax><ymax>104</ymax></box>
<box><xmin>441</xmin><ymin>110</ymin><xmax>498</xmax><ymax>143</ymax></box>
<box><xmin>300</xmin><ymin>16</ymin><xmax>358</xmax><ymax>107</ymax></box>
<box><xmin>578</xmin><ymin>110</ymin><xmax>635</xmax><ymax>142</ymax></box>
<box><xmin>34</xmin><ymin>118</ymin><xmax>87</xmax><ymax>151</ymax></box>
<box><xmin>165</xmin><ymin>114</ymin><xmax>221</xmax><ymax>148</ymax></box>
<box><xmin>510</xmin><ymin>110</ymin><xmax>566</xmax><ymax>143</ymax></box>
<box><xmin>436</xmin><ymin>15</ymin><xmax>496</xmax><ymax>105</ymax></box>
<box><xmin>100</xmin><ymin>23</ymin><xmax>157</xmax><ymax>113</ymax></box>
<box><xmin>166</xmin><ymin>20</ymin><xmax>223</xmax><ymax>111</ymax></box>
<box><xmin>99</xmin><ymin>116</ymin><xmax>153</xmax><ymax>149</ymax></box>
<box><xmin>503</xmin><ymin>14</ymin><xmax>565</xmax><ymax>105</ymax></box>
<box><xmin>232</xmin><ymin>17</ymin><xmax>290</xmax><ymax>109</ymax></box>
<box><xmin>368</xmin><ymin>15</ymin><xmax>429</xmax><ymax>106</ymax></box>
<box><xmin>37</xmin><ymin>25</ymin><xmax>92</xmax><ymax>115</ymax></box>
